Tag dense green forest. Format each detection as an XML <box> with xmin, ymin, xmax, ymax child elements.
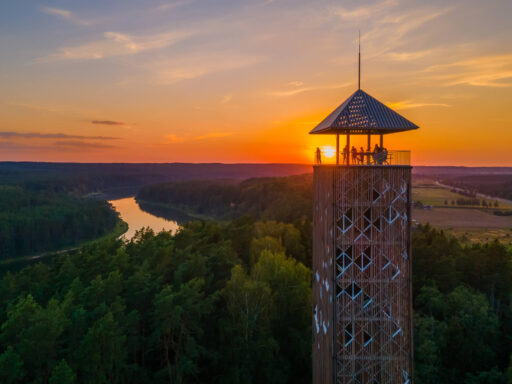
<box><xmin>0</xmin><ymin>220</ymin><xmax>311</xmax><ymax>384</ymax></box>
<box><xmin>2</xmin><ymin>173</ymin><xmax>512</xmax><ymax>383</ymax></box>
<box><xmin>0</xmin><ymin>186</ymin><xmax>119</xmax><ymax>260</ymax></box>
<box><xmin>136</xmin><ymin>175</ymin><xmax>512</xmax><ymax>382</ymax></box>
<box><xmin>412</xmin><ymin>226</ymin><xmax>512</xmax><ymax>383</ymax></box>
<box><xmin>1</xmin><ymin>220</ymin><xmax>511</xmax><ymax>383</ymax></box>
<box><xmin>136</xmin><ymin>174</ymin><xmax>313</xmax><ymax>223</ymax></box>
<box><xmin>0</xmin><ymin>163</ymin><xmax>310</xmax><ymax>195</ymax></box>
<box><xmin>440</xmin><ymin>175</ymin><xmax>512</xmax><ymax>201</ymax></box>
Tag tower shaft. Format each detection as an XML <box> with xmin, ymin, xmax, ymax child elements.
<box><xmin>313</xmin><ymin>165</ymin><xmax>413</xmax><ymax>384</ymax></box>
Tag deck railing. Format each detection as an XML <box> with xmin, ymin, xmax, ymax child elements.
<box><xmin>314</xmin><ymin>150</ymin><xmax>410</xmax><ymax>166</ymax></box>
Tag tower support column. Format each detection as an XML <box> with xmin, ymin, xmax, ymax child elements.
<box><xmin>346</xmin><ymin>134</ymin><xmax>350</xmax><ymax>165</ymax></box>
<box><xmin>336</xmin><ymin>134</ymin><xmax>340</xmax><ymax>165</ymax></box>
<box><xmin>313</xmin><ymin>165</ymin><xmax>413</xmax><ymax>384</ymax></box>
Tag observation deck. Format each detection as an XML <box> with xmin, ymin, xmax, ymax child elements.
<box><xmin>309</xmin><ymin>88</ymin><xmax>417</xmax><ymax>169</ymax></box>
<box><xmin>314</xmin><ymin>149</ymin><xmax>411</xmax><ymax>166</ymax></box>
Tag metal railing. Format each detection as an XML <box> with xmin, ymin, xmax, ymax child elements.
<box><xmin>314</xmin><ymin>150</ymin><xmax>410</xmax><ymax>166</ymax></box>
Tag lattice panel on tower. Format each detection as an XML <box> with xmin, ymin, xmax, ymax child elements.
<box><xmin>313</xmin><ymin>166</ymin><xmax>413</xmax><ymax>384</ymax></box>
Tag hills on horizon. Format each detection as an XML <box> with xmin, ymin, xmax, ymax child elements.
<box><xmin>2</xmin><ymin>162</ymin><xmax>511</xmax><ymax>197</ymax></box>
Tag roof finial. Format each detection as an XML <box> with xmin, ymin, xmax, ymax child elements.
<box><xmin>358</xmin><ymin>30</ymin><xmax>361</xmax><ymax>90</ymax></box>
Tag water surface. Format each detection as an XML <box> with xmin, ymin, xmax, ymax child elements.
<box><xmin>109</xmin><ymin>197</ymin><xmax>179</xmax><ymax>240</ymax></box>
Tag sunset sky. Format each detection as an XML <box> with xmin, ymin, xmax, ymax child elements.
<box><xmin>1</xmin><ymin>0</ymin><xmax>511</xmax><ymax>165</ymax></box>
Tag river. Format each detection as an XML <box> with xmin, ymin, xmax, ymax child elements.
<box><xmin>109</xmin><ymin>197</ymin><xmax>180</xmax><ymax>240</ymax></box>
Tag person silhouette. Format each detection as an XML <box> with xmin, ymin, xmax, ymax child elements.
<box><xmin>351</xmin><ymin>146</ymin><xmax>358</xmax><ymax>164</ymax></box>
<box><xmin>316</xmin><ymin>147</ymin><xmax>321</xmax><ymax>164</ymax></box>
<box><xmin>359</xmin><ymin>146</ymin><xmax>365</xmax><ymax>164</ymax></box>
<box><xmin>343</xmin><ymin>144</ymin><xmax>349</xmax><ymax>164</ymax></box>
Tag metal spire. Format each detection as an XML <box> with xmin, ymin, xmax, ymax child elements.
<box><xmin>358</xmin><ymin>31</ymin><xmax>361</xmax><ymax>90</ymax></box>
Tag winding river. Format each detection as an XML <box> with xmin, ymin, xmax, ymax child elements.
<box><xmin>109</xmin><ymin>197</ymin><xmax>180</xmax><ymax>240</ymax></box>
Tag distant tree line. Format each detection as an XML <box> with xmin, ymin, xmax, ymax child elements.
<box><xmin>444</xmin><ymin>175</ymin><xmax>512</xmax><ymax>201</ymax></box>
<box><xmin>442</xmin><ymin>198</ymin><xmax>500</xmax><ymax>208</ymax></box>
<box><xmin>451</xmin><ymin>188</ymin><xmax>477</xmax><ymax>198</ymax></box>
<box><xmin>0</xmin><ymin>162</ymin><xmax>310</xmax><ymax>195</ymax></box>
<box><xmin>136</xmin><ymin>174</ymin><xmax>313</xmax><ymax>223</ymax></box>
<box><xmin>493</xmin><ymin>210</ymin><xmax>512</xmax><ymax>217</ymax></box>
<box><xmin>0</xmin><ymin>186</ymin><xmax>118</xmax><ymax>260</ymax></box>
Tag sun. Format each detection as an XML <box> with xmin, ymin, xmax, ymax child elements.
<box><xmin>322</xmin><ymin>145</ymin><xmax>336</xmax><ymax>158</ymax></box>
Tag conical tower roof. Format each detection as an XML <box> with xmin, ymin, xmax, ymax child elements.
<box><xmin>310</xmin><ymin>89</ymin><xmax>419</xmax><ymax>135</ymax></box>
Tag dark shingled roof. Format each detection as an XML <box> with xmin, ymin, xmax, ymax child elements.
<box><xmin>310</xmin><ymin>89</ymin><xmax>419</xmax><ymax>135</ymax></box>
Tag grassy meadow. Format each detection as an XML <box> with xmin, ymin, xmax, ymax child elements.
<box><xmin>412</xmin><ymin>180</ymin><xmax>512</xmax><ymax>244</ymax></box>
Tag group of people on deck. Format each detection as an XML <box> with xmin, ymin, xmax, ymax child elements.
<box><xmin>314</xmin><ymin>144</ymin><xmax>389</xmax><ymax>165</ymax></box>
<box><xmin>343</xmin><ymin>144</ymin><xmax>388</xmax><ymax>165</ymax></box>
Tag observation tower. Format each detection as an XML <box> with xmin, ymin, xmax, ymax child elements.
<box><xmin>311</xmin><ymin>50</ymin><xmax>418</xmax><ymax>384</ymax></box>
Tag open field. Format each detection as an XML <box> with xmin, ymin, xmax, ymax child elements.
<box><xmin>411</xmin><ymin>180</ymin><xmax>512</xmax><ymax>244</ymax></box>
<box><xmin>412</xmin><ymin>180</ymin><xmax>512</xmax><ymax>209</ymax></box>
<box><xmin>413</xmin><ymin>207</ymin><xmax>512</xmax><ymax>244</ymax></box>
<box><xmin>412</xmin><ymin>184</ymin><xmax>465</xmax><ymax>206</ymax></box>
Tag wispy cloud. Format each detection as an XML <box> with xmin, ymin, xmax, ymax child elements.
<box><xmin>165</xmin><ymin>132</ymin><xmax>235</xmax><ymax>144</ymax></box>
<box><xmin>195</xmin><ymin>132</ymin><xmax>235</xmax><ymax>140</ymax></box>
<box><xmin>0</xmin><ymin>131</ymin><xmax>118</xmax><ymax>140</ymax></box>
<box><xmin>54</xmin><ymin>140</ymin><xmax>117</xmax><ymax>149</ymax></box>
<box><xmin>220</xmin><ymin>94</ymin><xmax>233</xmax><ymax>104</ymax></box>
<box><xmin>269</xmin><ymin>82</ymin><xmax>351</xmax><ymax>97</ymax></box>
<box><xmin>386</xmin><ymin>49</ymin><xmax>433</xmax><ymax>62</ymax></box>
<box><xmin>353</xmin><ymin>6</ymin><xmax>453</xmax><ymax>60</ymax></box>
<box><xmin>0</xmin><ymin>141</ymin><xmax>41</xmax><ymax>151</ymax></box>
<box><xmin>9</xmin><ymin>102</ymin><xmax>60</xmax><ymax>114</ymax></box>
<box><xmin>154</xmin><ymin>53</ymin><xmax>262</xmax><ymax>84</ymax></box>
<box><xmin>424</xmin><ymin>53</ymin><xmax>512</xmax><ymax>87</ymax></box>
<box><xmin>154</xmin><ymin>0</ymin><xmax>193</xmax><ymax>11</ymax></box>
<box><xmin>39</xmin><ymin>6</ymin><xmax>92</xmax><ymax>26</ymax></box>
<box><xmin>165</xmin><ymin>134</ymin><xmax>187</xmax><ymax>144</ymax></box>
<box><xmin>41</xmin><ymin>30</ymin><xmax>193</xmax><ymax>61</ymax></box>
<box><xmin>386</xmin><ymin>100</ymin><xmax>452</xmax><ymax>110</ymax></box>
<box><xmin>91</xmin><ymin>120</ymin><xmax>126</xmax><ymax>126</ymax></box>
<box><xmin>0</xmin><ymin>139</ymin><xmax>116</xmax><ymax>152</ymax></box>
<box><xmin>8</xmin><ymin>102</ymin><xmax>96</xmax><ymax>117</ymax></box>
<box><xmin>331</xmin><ymin>0</ymin><xmax>397</xmax><ymax>21</ymax></box>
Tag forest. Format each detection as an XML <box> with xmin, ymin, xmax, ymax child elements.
<box><xmin>0</xmin><ymin>162</ymin><xmax>309</xmax><ymax>195</ymax></box>
<box><xmin>0</xmin><ymin>186</ymin><xmax>118</xmax><ymax>261</ymax></box>
<box><xmin>136</xmin><ymin>174</ymin><xmax>313</xmax><ymax>223</ymax></box>
<box><xmin>0</xmin><ymin>220</ymin><xmax>511</xmax><ymax>383</ymax></box>
<box><xmin>440</xmin><ymin>175</ymin><xmax>512</xmax><ymax>201</ymax></box>
<box><xmin>0</xmin><ymin>220</ymin><xmax>311</xmax><ymax>384</ymax></box>
<box><xmin>1</xmin><ymin>173</ymin><xmax>512</xmax><ymax>383</ymax></box>
<box><xmin>137</xmin><ymin>175</ymin><xmax>512</xmax><ymax>383</ymax></box>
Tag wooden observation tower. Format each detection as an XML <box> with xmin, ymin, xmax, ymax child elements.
<box><xmin>310</xmin><ymin>49</ymin><xmax>419</xmax><ymax>384</ymax></box>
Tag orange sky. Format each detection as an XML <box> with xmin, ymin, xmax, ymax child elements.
<box><xmin>0</xmin><ymin>0</ymin><xmax>511</xmax><ymax>165</ymax></box>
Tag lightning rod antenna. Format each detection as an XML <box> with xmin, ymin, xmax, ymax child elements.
<box><xmin>358</xmin><ymin>30</ymin><xmax>361</xmax><ymax>90</ymax></box>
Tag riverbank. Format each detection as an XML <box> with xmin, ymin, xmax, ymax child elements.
<box><xmin>109</xmin><ymin>197</ymin><xmax>181</xmax><ymax>239</ymax></box>
<box><xmin>0</xmin><ymin>219</ymin><xmax>128</xmax><ymax>272</ymax></box>
<box><xmin>135</xmin><ymin>198</ymin><xmax>213</xmax><ymax>222</ymax></box>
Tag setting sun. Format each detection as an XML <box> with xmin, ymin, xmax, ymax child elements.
<box><xmin>322</xmin><ymin>145</ymin><xmax>336</xmax><ymax>158</ymax></box>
